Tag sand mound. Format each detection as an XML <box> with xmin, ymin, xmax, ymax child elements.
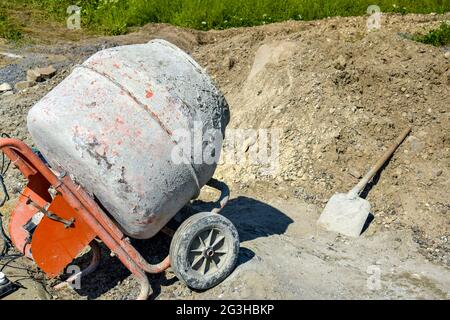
<box><xmin>189</xmin><ymin>14</ymin><xmax>449</xmax><ymax>260</ymax></box>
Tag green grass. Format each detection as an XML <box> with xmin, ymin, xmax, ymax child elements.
<box><xmin>413</xmin><ymin>22</ymin><xmax>450</xmax><ymax>46</ymax></box>
<box><xmin>2</xmin><ymin>0</ymin><xmax>450</xmax><ymax>36</ymax></box>
<box><xmin>0</xmin><ymin>11</ymin><xmax>22</xmax><ymax>41</ymax></box>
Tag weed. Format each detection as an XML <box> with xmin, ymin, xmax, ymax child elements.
<box><xmin>0</xmin><ymin>11</ymin><xmax>22</xmax><ymax>41</ymax></box>
<box><xmin>414</xmin><ymin>22</ymin><xmax>450</xmax><ymax>47</ymax></box>
<box><xmin>2</xmin><ymin>0</ymin><xmax>450</xmax><ymax>35</ymax></box>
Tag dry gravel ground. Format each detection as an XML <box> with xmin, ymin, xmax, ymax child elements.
<box><xmin>0</xmin><ymin>13</ymin><xmax>449</xmax><ymax>299</ymax></box>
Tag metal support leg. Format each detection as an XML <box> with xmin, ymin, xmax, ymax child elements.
<box><xmin>64</xmin><ymin>177</ymin><xmax>171</xmax><ymax>274</ymax></box>
<box><xmin>0</xmin><ymin>139</ymin><xmax>161</xmax><ymax>300</ymax></box>
<box><xmin>53</xmin><ymin>240</ymin><xmax>101</xmax><ymax>290</ymax></box>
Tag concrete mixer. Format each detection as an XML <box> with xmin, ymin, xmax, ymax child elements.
<box><xmin>0</xmin><ymin>39</ymin><xmax>239</xmax><ymax>300</ymax></box>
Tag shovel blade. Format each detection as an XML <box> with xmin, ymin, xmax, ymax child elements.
<box><xmin>317</xmin><ymin>193</ymin><xmax>371</xmax><ymax>237</ymax></box>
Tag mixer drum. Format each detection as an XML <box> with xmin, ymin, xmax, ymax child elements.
<box><xmin>27</xmin><ymin>39</ymin><xmax>230</xmax><ymax>239</ymax></box>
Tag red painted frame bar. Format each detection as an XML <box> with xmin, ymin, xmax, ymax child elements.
<box><xmin>0</xmin><ymin>138</ymin><xmax>171</xmax><ymax>300</ymax></box>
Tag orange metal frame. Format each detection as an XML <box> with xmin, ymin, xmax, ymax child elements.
<box><xmin>0</xmin><ymin>138</ymin><xmax>170</xmax><ymax>300</ymax></box>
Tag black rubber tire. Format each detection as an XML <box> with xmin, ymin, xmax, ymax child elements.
<box><xmin>169</xmin><ymin>212</ymin><xmax>239</xmax><ymax>290</ymax></box>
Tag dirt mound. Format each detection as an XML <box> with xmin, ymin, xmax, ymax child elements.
<box><xmin>190</xmin><ymin>14</ymin><xmax>450</xmax><ymax>262</ymax></box>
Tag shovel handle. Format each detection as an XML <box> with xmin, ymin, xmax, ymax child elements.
<box><xmin>349</xmin><ymin>126</ymin><xmax>411</xmax><ymax>197</ymax></box>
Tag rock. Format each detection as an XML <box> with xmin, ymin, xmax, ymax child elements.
<box><xmin>26</xmin><ymin>69</ymin><xmax>41</xmax><ymax>82</ymax></box>
<box><xmin>411</xmin><ymin>273</ymin><xmax>422</xmax><ymax>280</ymax></box>
<box><xmin>2</xmin><ymin>91</ymin><xmax>13</xmax><ymax>96</ymax></box>
<box><xmin>26</xmin><ymin>65</ymin><xmax>57</xmax><ymax>82</ymax></box>
<box><xmin>432</xmin><ymin>168</ymin><xmax>443</xmax><ymax>177</ymax></box>
<box><xmin>15</xmin><ymin>80</ymin><xmax>35</xmax><ymax>91</ymax></box>
<box><xmin>0</xmin><ymin>82</ymin><xmax>12</xmax><ymax>92</ymax></box>
<box><xmin>334</xmin><ymin>55</ymin><xmax>347</xmax><ymax>70</ymax></box>
<box><xmin>37</xmin><ymin>65</ymin><xmax>57</xmax><ymax>78</ymax></box>
<box><xmin>445</xmin><ymin>51</ymin><xmax>450</xmax><ymax>59</ymax></box>
<box><xmin>226</xmin><ymin>56</ymin><xmax>236</xmax><ymax>70</ymax></box>
<box><xmin>0</xmin><ymin>51</ymin><xmax>23</xmax><ymax>59</ymax></box>
<box><xmin>393</xmin><ymin>168</ymin><xmax>402</xmax><ymax>178</ymax></box>
<box><xmin>348</xmin><ymin>168</ymin><xmax>362</xmax><ymax>179</ymax></box>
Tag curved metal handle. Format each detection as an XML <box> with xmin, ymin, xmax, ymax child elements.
<box><xmin>206</xmin><ymin>178</ymin><xmax>230</xmax><ymax>214</ymax></box>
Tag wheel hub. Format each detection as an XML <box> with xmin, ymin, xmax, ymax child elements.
<box><xmin>204</xmin><ymin>247</ymin><xmax>215</xmax><ymax>257</ymax></box>
<box><xmin>188</xmin><ymin>228</ymin><xmax>228</xmax><ymax>275</ymax></box>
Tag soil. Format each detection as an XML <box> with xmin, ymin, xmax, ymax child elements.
<box><xmin>0</xmin><ymin>12</ymin><xmax>449</xmax><ymax>299</ymax></box>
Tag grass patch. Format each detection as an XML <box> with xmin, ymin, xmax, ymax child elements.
<box><xmin>413</xmin><ymin>22</ymin><xmax>450</xmax><ymax>46</ymax></box>
<box><xmin>0</xmin><ymin>11</ymin><xmax>22</xmax><ymax>41</ymax></box>
<box><xmin>3</xmin><ymin>0</ymin><xmax>450</xmax><ymax>36</ymax></box>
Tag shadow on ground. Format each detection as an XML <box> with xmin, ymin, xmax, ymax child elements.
<box><xmin>192</xmin><ymin>196</ymin><xmax>294</xmax><ymax>242</ymax></box>
<box><xmin>64</xmin><ymin>195</ymin><xmax>293</xmax><ymax>299</ymax></box>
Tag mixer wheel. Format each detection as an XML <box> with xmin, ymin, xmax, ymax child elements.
<box><xmin>169</xmin><ymin>212</ymin><xmax>239</xmax><ymax>290</ymax></box>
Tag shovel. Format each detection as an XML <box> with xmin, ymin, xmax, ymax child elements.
<box><xmin>317</xmin><ymin>127</ymin><xmax>411</xmax><ymax>237</ymax></box>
